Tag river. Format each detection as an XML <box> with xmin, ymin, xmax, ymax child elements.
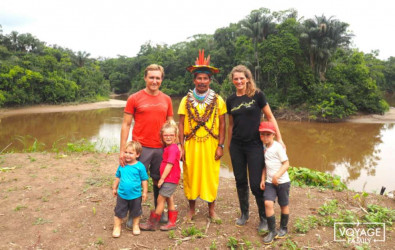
<box><xmin>0</xmin><ymin>98</ymin><xmax>394</xmax><ymax>193</ymax></box>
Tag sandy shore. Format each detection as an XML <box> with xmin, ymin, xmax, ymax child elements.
<box><xmin>1</xmin><ymin>99</ymin><xmax>394</xmax><ymax>123</ymax></box>
<box><xmin>345</xmin><ymin>107</ymin><xmax>395</xmax><ymax>123</ymax></box>
<box><xmin>0</xmin><ymin>99</ymin><xmax>126</xmax><ymax>118</ymax></box>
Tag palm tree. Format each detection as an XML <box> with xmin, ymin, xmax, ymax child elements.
<box><xmin>301</xmin><ymin>15</ymin><xmax>353</xmax><ymax>80</ymax></box>
<box><xmin>239</xmin><ymin>8</ymin><xmax>275</xmax><ymax>85</ymax></box>
<box><xmin>74</xmin><ymin>51</ymin><xmax>91</xmax><ymax>67</ymax></box>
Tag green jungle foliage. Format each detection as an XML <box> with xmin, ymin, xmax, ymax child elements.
<box><xmin>0</xmin><ymin>27</ymin><xmax>110</xmax><ymax>107</ymax></box>
<box><xmin>288</xmin><ymin>167</ymin><xmax>347</xmax><ymax>191</ymax></box>
<box><xmin>1</xmin><ymin>7</ymin><xmax>393</xmax><ymax>120</ymax></box>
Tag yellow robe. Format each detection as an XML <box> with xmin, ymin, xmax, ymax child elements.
<box><xmin>178</xmin><ymin>94</ymin><xmax>227</xmax><ymax>202</ymax></box>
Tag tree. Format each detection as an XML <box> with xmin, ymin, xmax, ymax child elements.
<box><xmin>239</xmin><ymin>8</ymin><xmax>275</xmax><ymax>85</ymax></box>
<box><xmin>300</xmin><ymin>15</ymin><xmax>353</xmax><ymax>81</ymax></box>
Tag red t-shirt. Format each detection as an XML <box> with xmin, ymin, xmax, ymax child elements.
<box><xmin>160</xmin><ymin>144</ymin><xmax>181</xmax><ymax>184</ymax></box>
<box><xmin>124</xmin><ymin>90</ymin><xmax>173</xmax><ymax>148</ymax></box>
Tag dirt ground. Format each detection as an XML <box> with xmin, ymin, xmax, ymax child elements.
<box><xmin>0</xmin><ymin>153</ymin><xmax>394</xmax><ymax>249</ymax></box>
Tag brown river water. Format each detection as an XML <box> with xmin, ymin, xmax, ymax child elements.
<box><xmin>0</xmin><ymin>98</ymin><xmax>394</xmax><ymax>193</ymax></box>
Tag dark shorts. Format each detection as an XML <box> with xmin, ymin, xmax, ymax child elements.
<box><xmin>139</xmin><ymin>147</ymin><xmax>163</xmax><ymax>181</ymax></box>
<box><xmin>159</xmin><ymin>183</ymin><xmax>177</xmax><ymax>198</ymax></box>
<box><xmin>264</xmin><ymin>182</ymin><xmax>290</xmax><ymax>207</ymax></box>
<box><xmin>114</xmin><ymin>195</ymin><xmax>142</xmax><ymax>219</ymax></box>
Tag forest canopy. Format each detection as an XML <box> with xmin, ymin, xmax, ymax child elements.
<box><xmin>1</xmin><ymin>8</ymin><xmax>393</xmax><ymax>120</ymax></box>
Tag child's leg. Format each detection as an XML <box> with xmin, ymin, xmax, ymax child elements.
<box><xmin>154</xmin><ymin>194</ymin><xmax>167</xmax><ymax>215</ymax></box>
<box><xmin>264</xmin><ymin>200</ymin><xmax>275</xmax><ymax>217</ymax></box>
<box><xmin>276</xmin><ymin>182</ymin><xmax>291</xmax><ymax>238</ymax></box>
<box><xmin>113</xmin><ymin>195</ymin><xmax>129</xmax><ymax>237</ymax></box>
<box><xmin>277</xmin><ymin>205</ymin><xmax>289</xmax><ymax>238</ymax></box>
<box><xmin>132</xmin><ymin>216</ymin><xmax>140</xmax><ymax>235</ymax></box>
<box><xmin>166</xmin><ymin>195</ymin><xmax>175</xmax><ymax>211</ymax></box>
<box><xmin>160</xmin><ymin>195</ymin><xmax>178</xmax><ymax>231</ymax></box>
<box><xmin>280</xmin><ymin>205</ymin><xmax>289</xmax><ymax>215</ymax></box>
<box><xmin>263</xmin><ymin>183</ymin><xmax>277</xmax><ymax>244</ymax></box>
<box><xmin>113</xmin><ymin>216</ymin><xmax>123</xmax><ymax>238</ymax></box>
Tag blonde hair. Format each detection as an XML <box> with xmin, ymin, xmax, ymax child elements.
<box><xmin>229</xmin><ymin>65</ymin><xmax>257</xmax><ymax>98</ymax></box>
<box><xmin>160</xmin><ymin>120</ymin><xmax>179</xmax><ymax>146</ymax></box>
<box><xmin>144</xmin><ymin>64</ymin><xmax>165</xmax><ymax>79</ymax></box>
<box><xmin>125</xmin><ymin>141</ymin><xmax>143</xmax><ymax>155</ymax></box>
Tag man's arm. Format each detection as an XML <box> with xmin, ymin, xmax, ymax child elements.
<box><xmin>119</xmin><ymin>113</ymin><xmax>133</xmax><ymax>166</ymax></box>
<box><xmin>215</xmin><ymin>114</ymin><xmax>226</xmax><ymax>160</ymax></box>
<box><xmin>178</xmin><ymin>114</ymin><xmax>185</xmax><ymax>161</ymax></box>
<box><xmin>227</xmin><ymin>114</ymin><xmax>233</xmax><ymax>149</ymax></box>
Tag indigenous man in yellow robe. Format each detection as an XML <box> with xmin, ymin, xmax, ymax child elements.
<box><xmin>178</xmin><ymin>50</ymin><xmax>226</xmax><ymax>220</ymax></box>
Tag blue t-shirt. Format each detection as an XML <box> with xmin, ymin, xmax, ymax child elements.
<box><xmin>115</xmin><ymin>161</ymin><xmax>148</xmax><ymax>200</ymax></box>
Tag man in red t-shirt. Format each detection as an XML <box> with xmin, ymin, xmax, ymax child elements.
<box><xmin>120</xmin><ymin>64</ymin><xmax>173</xmax><ymax>227</ymax></box>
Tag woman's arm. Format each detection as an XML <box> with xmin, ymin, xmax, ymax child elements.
<box><xmin>262</xmin><ymin>104</ymin><xmax>285</xmax><ymax>148</ymax></box>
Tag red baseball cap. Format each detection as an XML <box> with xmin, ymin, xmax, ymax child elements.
<box><xmin>259</xmin><ymin>122</ymin><xmax>276</xmax><ymax>134</ymax></box>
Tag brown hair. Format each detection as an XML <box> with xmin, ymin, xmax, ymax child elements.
<box><xmin>229</xmin><ymin>65</ymin><xmax>257</xmax><ymax>98</ymax></box>
<box><xmin>144</xmin><ymin>64</ymin><xmax>165</xmax><ymax>79</ymax></box>
<box><xmin>125</xmin><ymin>141</ymin><xmax>143</xmax><ymax>155</ymax></box>
<box><xmin>160</xmin><ymin>120</ymin><xmax>179</xmax><ymax>146</ymax></box>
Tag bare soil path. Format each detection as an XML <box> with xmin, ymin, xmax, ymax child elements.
<box><xmin>0</xmin><ymin>153</ymin><xmax>393</xmax><ymax>249</ymax></box>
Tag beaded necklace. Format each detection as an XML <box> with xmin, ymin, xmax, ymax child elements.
<box><xmin>185</xmin><ymin>89</ymin><xmax>218</xmax><ymax>142</ymax></box>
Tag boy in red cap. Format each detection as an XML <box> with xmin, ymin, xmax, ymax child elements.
<box><xmin>259</xmin><ymin>121</ymin><xmax>290</xmax><ymax>244</ymax></box>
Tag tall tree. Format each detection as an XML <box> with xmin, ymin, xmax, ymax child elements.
<box><xmin>300</xmin><ymin>15</ymin><xmax>353</xmax><ymax>81</ymax></box>
<box><xmin>239</xmin><ymin>8</ymin><xmax>275</xmax><ymax>85</ymax></box>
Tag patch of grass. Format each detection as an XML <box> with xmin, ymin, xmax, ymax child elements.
<box><xmin>364</xmin><ymin>204</ymin><xmax>395</xmax><ymax>226</ymax></box>
<box><xmin>14</xmin><ymin>135</ymin><xmax>45</xmax><ymax>152</ymax></box>
<box><xmin>33</xmin><ymin>217</ymin><xmax>52</xmax><ymax>225</ymax></box>
<box><xmin>337</xmin><ymin>210</ymin><xmax>358</xmax><ymax>223</ymax></box>
<box><xmin>242</xmin><ymin>238</ymin><xmax>253</xmax><ymax>249</ymax></box>
<box><xmin>210</xmin><ymin>217</ymin><xmax>222</xmax><ymax>224</ymax></box>
<box><xmin>353</xmin><ymin>191</ymin><xmax>369</xmax><ymax>207</ymax></box>
<box><xmin>95</xmin><ymin>237</ymin><xmax>104</xmax><ymax>245</ymax></box>
<box><xmin>66</xmin><ymin>139</ymin><xmax>96</xmax><ymax>152</ymax></box>
<box><xmin>318</xmin><ymin>199</ymin><xmax>338</xmax><ymax>216</ymax></box>
<box><xmin>28</xmin><ymin>155</ymin><xmax>36</xmax><ymax>162</ymax></box>
<box><xmin>281</xmin><ymin>239</ymin><xmax>300</xmax><ymax>250</ymax></box>
<box><xmin>0</xmin><ymin>166</ymin><xmax>16</xmax><ymax>172</ymax></box>
<box><xmin>85</xmin><ymin>175</ymin><xmax>114</xmax><ymax>188</ymax></box>
<box><xmin>288</xmin><ymin>167</ymin><xmax>347</xmax><ymax>191</ymax></box>
<box><xmin>209</xmin><ymin>240</ymin><xmax>217</xmax><ymax>249</ymax></box>
<box><xmin>181</xmin><ymin>226</ymin><xmax>204</xmax><ymax>238</ymax></box>
<box><xmin>294</xmin><ymin>216</ymin><xmax>319</xmax><ymax>233</ymax></box>
<box><xmin>226</xmin><ymin>236</ymin><xmax>239</xmax><ymax>249</ymax></box>
<box><xmin>7</xmin><ymin>186</ymin><xmax>17</xmax><ymax>192</ymax></box>
<box><xmin>14</xmin><ymin>205</ymin><xmax>28</xmax><ymax>211</ymax></box>
<box><xmin>168</xmin><ymin>230</ymin><xmax>175</xmax><ymax>239</ymax></box>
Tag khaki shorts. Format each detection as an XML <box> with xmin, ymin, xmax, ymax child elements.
<box><xmin>159</xmin><ymin>183</ymin><xmax>177</xmax><ymax>198</ymax></box>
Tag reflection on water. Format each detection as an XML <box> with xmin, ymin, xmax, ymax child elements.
<box><xmin>0</xmin><ymin>104</ymin><xmax>394</xmax><ymax>193</ymax></box>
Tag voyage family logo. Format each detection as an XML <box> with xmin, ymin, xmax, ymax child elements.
<box><xmin>334</xmin><ymin>222</ymin><xmax>385</xmax><ymax>244</ymax></box>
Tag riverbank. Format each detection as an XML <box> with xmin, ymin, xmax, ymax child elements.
<box><xmin>1</xmin><ymin>99</ymin><xmax>394</xmax><ymax>123</ymax></box>
<box><xmin>0</xmin><ymin>152</ymin><xmax>393</xmax><ymax>249</ymax></box>
<box><xmin>0</xmin><ymin>99</ymin><xmax>126</xmax><ymax>118</ymax></box>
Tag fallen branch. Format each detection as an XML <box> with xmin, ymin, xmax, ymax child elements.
<box><xmin>205</xmin><ymin>219</ymin><xmax>211</xmax><ymax>234</ymax></box>
<box><xmin>134</xmin><ymin>243</ymin><xmax>150</xmax><ymax>249</ymax></box>
<box><xmin>0</xmin><ymin>143</ymin><xmax>12</xmax><ymax>154</ymax></box>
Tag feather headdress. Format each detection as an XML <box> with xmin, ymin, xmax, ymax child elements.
<box><xmin>186</xmin><ymin>49</ymin><xmax>219</xmax><ymax>75</ymax></box>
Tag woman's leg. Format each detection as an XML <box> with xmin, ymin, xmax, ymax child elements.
<box><xmin>229</xmin><ymin>141</ymin><xmax>249</xmax><ymax>225</ymax></box>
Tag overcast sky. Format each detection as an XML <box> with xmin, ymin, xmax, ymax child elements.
<box><xmin>0</xmin><ymin>0</ymin><xmax>393</xmax><ymax>60</ymax></box>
